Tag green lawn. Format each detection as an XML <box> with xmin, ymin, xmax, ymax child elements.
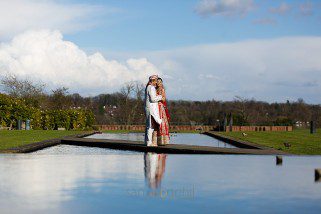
<box><xmin>220</xmin><ymin>129</ymin><xmax>321</xmax><ymax>155</ymax></box>
<box><xmin>3</xmin><ymin>129</ymin><xmax>319</xmax><ymax>155</ymax></box>
<box><xmin>0</xmin><ymin>130</ymin><xmax>86</xmax><ymax>150</ymax></box>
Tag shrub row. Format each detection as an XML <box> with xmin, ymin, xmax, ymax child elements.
<box><xmin>0</xmin><ymin>93</ymin><xmax>95</xmax><ymax>130</ymax></box>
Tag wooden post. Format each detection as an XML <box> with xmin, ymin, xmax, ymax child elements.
<box><xmin>223</xmin><ymin>113</ymin><xmax>227</xmax><ymax>132</ymax></box>
<box><xmin>315</xmin><ymin>169</ymin><xmax>321</xmax><ymax>182</ymax></box>
<box><xmin>310</xmin><ymin>121</ymin><xmax>316</xmax><ymax>134</ymax></box>
<box><xmin>276</xmin><ymin>156</ymin><xmax>282</xmax><ymax>165</ymax></box>
<box><xmin>229</xmin><ymin>113</ymin><xmax>233</xmax><ymax>132</ymax></box>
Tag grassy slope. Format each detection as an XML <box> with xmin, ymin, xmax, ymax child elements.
<box><xmin>0</xmin><ymin>130</ymin><xmax>86</xmax><ymax>150</ymax></box>
<box><xmin>221</xmin><ymin>129</ymin><xmax>321</xmax><ymax>155</ymax></box>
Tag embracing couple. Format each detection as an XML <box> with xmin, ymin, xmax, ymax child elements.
<box><xmin>144</xmin><ymin>75</ymin><xmax>170</xmax><ymax>147</ymax></box>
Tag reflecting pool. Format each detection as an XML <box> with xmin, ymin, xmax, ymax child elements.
<box><xmin>1</xmin><ymin>147</ymin><xmax>321</xmax><ymax>213</ymax></box>
<box><xmin>86</xmin><ymin>133</ymin><xmax>237</xmax><ymax>148</ymax></box>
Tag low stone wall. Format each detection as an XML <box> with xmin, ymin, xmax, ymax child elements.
<box><xmin>225</xmin><ymin>126</ymin><xmax>293</xmax><ymax>132</ymax></box>
<box><xmin>94</xmin><ymin>125</ymin><xmax>215</xmax><ymax>132</ymax></box>
<box><xmin>94</xmin><ymin>125</ymin><xmax>293</xmax><ymax>132</ymax></box>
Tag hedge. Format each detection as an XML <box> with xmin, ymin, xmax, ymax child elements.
<box><xmin>0</xmin><ymin>93</ymin><xmax>95</xmax><ymax>130</ymax></box>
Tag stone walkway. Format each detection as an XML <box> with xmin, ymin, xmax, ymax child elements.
<box><xmin>1</xmin><ymin>131</ymin><xmax>289</xmax><ymax>155</ymax></box>
<box><xmin>61</xmin><ymin>136</ymin><xmax>288</xmax><ymax>155</ymax></box>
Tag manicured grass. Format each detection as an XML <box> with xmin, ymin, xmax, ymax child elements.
<box><xmin>0</xmin><ymin>130</ymin><xmax>86</xmax><ymax>150</ymax></box>
<box><xmin>220</xmin><ymin>129</ymin><xmax>321</xmax><ymax>155</ymax></box>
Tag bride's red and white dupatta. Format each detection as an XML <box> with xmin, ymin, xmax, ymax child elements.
<box><xmin>156</xmin><ymin>87</ymin><xmax>170</xmax><ymax>145</ymax></box>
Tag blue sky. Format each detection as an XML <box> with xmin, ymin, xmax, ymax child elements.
<box><xmin>64</xmin><ymin>0</ymin><xmax>321</xmax><ymax>51</ymax></box>
<box><xmin>1</xmin><ymin>0</ymin><xmax>321</xmax><ymax>103</ymax></box>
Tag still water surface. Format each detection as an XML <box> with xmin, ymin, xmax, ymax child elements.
<box><xmin>1</xmin><ymin>134</ymin><xmax>321</xmax><ymax>213</ymax></box>
<box><xmin>86</xmin><ymin>133</ymin><xmax>237</xmax><ymax>148</ymax></box>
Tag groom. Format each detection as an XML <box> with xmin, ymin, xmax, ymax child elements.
<box><xmin>144</xmin><ymin>75</ymin><xmax>163</xmax><ymax>146</ymax></box>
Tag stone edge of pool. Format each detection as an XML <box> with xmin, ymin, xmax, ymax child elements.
<box><xmin>0</xmin><ymin>131</ymin><xmax>289</xmax><ymax>155</ymax></box>
<box><xmin>203</xmin><ymin>131</ymin><xmax>270</xmax><ymax>150</ymax></box>
<box><xmin>0</xmin><ymin>132</ymin><xmax>96</xmax><ymax>154</ymax></box>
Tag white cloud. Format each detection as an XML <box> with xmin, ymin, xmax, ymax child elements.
<box><xmin>0</xmin><ymin>0</ymin><xmax>113</xmax><ymax>39</ymax></box>
<box><xmin>1</xmin><ymin>30</ymin><xmax>321</xmax><ymax>103</ymax></box>
<box><xmin>0</xmin><ymin>30</ymin><xmax>161</xmax><ymax>94</ymax></box>
<box><xmin>114</xmin><ymin>37</ymin><xmax>321</xmax><ymax>103</ymax></box>
<box><xmin>195</xmin><ymin>0</ymin><xmax>254</xmax><ymax>17</ymax></box>
<box><xmin>269</xmin><ymin>2</ymin><xmax>291</xmax><ymax>15</ymax></box>
<box><xmin>198</xmin><ymin>74</ymin><xmax>220</xmax><ymax>80</ymax></box>
<box><xmin>0</xmin><ymin>153</ymin><xmax>143</xmax><ymax>212</ymax></box>
<box><xmin>252</xmin><ymin>18</ymin><xmax>277</xmax><ymax>25</ymax></box>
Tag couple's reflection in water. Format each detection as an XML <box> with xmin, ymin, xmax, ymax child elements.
<box><xmin>143</xmin><ymin>153</ymin><xmax>194</xmax><ymax>200</ymax></box>
<box><xmin>144</xmin><ymin>153</ymin><xmax>167</xmax><ymax>189</ymax></box>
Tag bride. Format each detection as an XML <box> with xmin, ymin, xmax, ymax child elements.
<box><xmin>156</xmin><ymin>78</ymin><xmax>170</xmax><ymax>145</ymax></box>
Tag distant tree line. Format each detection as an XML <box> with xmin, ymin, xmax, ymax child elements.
<box><xmin>93</xmin><ymin>90</ymin><xmax>321</xmax><ymax>128</ymax></box>
<box><xmin>1</xmin><ymin>75</ymin><xmax>320</xmax><ymax>128</ymax></box>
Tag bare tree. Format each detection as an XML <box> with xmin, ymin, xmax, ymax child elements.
<box><xmin>117</xmin><ymin>82</ymin><xmax>135</xmax><ymax>124</ymax></box>
<box><xmin>233</xmin><ymin>96</ymin><xmax>250</xmax><ymax>125</ymax></box>
<box><xmin>49</xmin><ymin>87</ymin><xmax>72</xmax><ymax>110</ymax></box>
<box><xmin>131</xmin><ymin>82</ymin><xmax>145</xmax><ymax>123</ymax></box>
<box><xmin>1</xmin><ymin>75</ymin><xmax>45</xmax><ymax>97</ymax></box>
<box><xmin>116</xmin><ymin>81</ymin><xmax>145</xmax><ymax>125</ymax></box>
<box><xmin>1</xmin><ymin>75</ymin><xmax>46</xmax><ymax>107</ymax></box>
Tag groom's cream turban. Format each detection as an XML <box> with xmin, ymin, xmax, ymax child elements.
<box><xmin>149</xmin><ymin>75</ymin><xmax>158</xmax><ymax>80</ymax></box>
